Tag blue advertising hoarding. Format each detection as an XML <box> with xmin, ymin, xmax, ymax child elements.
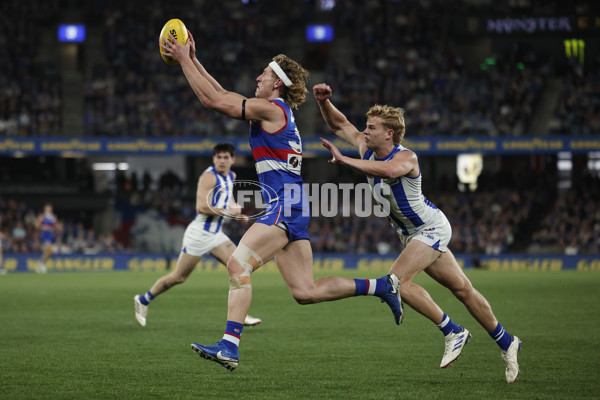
<box><xmin>2</xmin><ymin>253</ymin><xmax>599</xmax><ymax>273</ymax></box>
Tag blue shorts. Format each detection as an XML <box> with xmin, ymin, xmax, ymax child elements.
<box><xmin>40</xmin><ymin>230</ymin><xmax>54</xmax><ymax>244</ymax></box>
<box><xmin>256</xmin><ymin>203</ymin><xmax>309</xmax><ymax>242</ymax></box>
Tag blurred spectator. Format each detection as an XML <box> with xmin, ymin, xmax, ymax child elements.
<box><xmin>550</xmin><ymin>56</ymin><xmax>600</xmax><ymax>135</ymax></box>
<box><xmin>0</xmin><ymin>0</ymin><xmax>62</xmax><ymax>137</ymax></box>
<box><xmin>530</xmin><ymin>181</ymin><xmax>600</xmax><ymax>254</ymax></box>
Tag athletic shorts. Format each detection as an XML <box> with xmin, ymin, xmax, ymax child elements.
<box><xmin>181</xmin><ymin>219</ymin><xmax>230</xmax><ymax>257</ymax></box>
<box><xmin>400</xmin><ymin>209</ymin><xmax>452</xmax><ymax>252</ymax></box>
<box><xmin>256</xmin><ymin>202</ymin><xmax>310</xmax><ymax>242</ymax></box>
<box><xmin>40</xmin><ymin>231</ymin><xmax>54</xmax><ymax>244</ymax></box>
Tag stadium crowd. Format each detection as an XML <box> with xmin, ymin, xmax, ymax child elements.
<box><xmin>530</xmin><ymin>182</ymin><xmax>600</xmax><ymax>254</ymax></box>
<box><xmin>2</xmin><ymin>1</ymin><xmax>597</xmax><ymax>138</ymax></box>
<box><xmin>549</xmin><ymin>56</ymin><xmax>600</xmax><ymax>135</ymax></box>
<box><xmin>0</xmin><ymin>0</ymin><xmax>62</xmax><ymax>137</ymax></box>
<box><xmin>1</xmin><ymin>1</ymin><xmax>599</xmax><ymax>259</ymax></box>
<box><xmin>3</xmin><ymin>169</ymin><xmax>599</xmax><ymax>256</ymax></box>
<box><xmin>0</xmin><ymin>197</ymin><xmax>127</xmax><ymax>255</ymax></box>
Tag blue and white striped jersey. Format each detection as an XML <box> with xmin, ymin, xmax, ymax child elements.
<box><xmin>195</xmin><ymin>166</ymin><xmax>234</xmax><ymax>233</ymax></box>
<box><xmin>364</xmin><ymin>144</ymin><xmax>439</xmax><ymax>237</ymax></box>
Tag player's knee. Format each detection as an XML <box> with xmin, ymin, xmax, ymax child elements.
<box><xmin>451</xmin><ymin>281</ymin><xmax>474</xmax><ymax>301</ymax></box>
<box><xmin>289</xmin><ymin>288</ymin><xmax>317</xmax><ymax>305</ymax></box>
<box><xmin>226</xmin><ymin>256</ymin><xmax>244</xmax><ymax>278</ymax></box>
<box><xmin>293</xmin><ymin>294</ymin><xmax>314</xmax><ymax>305</ymax></box>
<box><xmin>228</xmin><ymin>243</ymin><xmax>262</xmax><ymax>279</ymax></box>
<box><xmin>227</xmin><ymin>246</ymin><xmax>256</xmax><ymax>291</ymax></box>
<box><xmin>164</xmin><ymin>272</ymin><xmax>186</xmax><ymax>286</ymax></box>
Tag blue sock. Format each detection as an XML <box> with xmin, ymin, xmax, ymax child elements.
<box><xmin>437</xmin><ymin>313</ymin><xmax>462</xmax><ymax>336</ymax></box>
<box><xmin>353</xmin><ymin>277</ymin><xmax>388</xmax><ymax>296</ymax></box>
<box><xmin>139</xmin><ymin>290</ymin><xmax>154</xmax><ymax>306</ymax></box>
<box><xmin>222</xmin><ymin>321</ymin><xmax>244</xmax><ymax>352</ymax></box>
<box><xmin>489</xmin><ymin>323</ymin><xmax>513</xmax><ymax>351</ymax></box>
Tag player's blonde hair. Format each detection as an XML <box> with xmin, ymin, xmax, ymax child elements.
<box><xmin>366</xmin><ymin>104</ymin><xmax>406</xmax><ymax>144</ymax></box>
<box><xmin>271</xmin><ymin>54</ymin><xmax>309</xmax><ymax>109</ymax></box>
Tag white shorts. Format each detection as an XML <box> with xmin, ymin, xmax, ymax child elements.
<box><xmin>181</xmin><ymin>219</ymin><xmax>231</xmax><ymax>257</ymax></box>
<box><xmin>400</xmin><ymin>209</ymin><xmax>452</xmax><ymax>252</ymax></box>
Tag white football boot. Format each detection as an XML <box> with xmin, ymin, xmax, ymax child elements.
<box><xmin>440</xmin><ymin>327</ymin><xmax>471</xmax><ymax>368</ymax></box>
<box><xmin>501</xmin><ymin>335</ymin><xmax>521</xmax><ymax>383</ymax></box>
<box><xmin>244</xmin><ymin>315</ymin><xmax>262</xmax><ymax>327</ymax></box>
<box><xmin>36</xmin><ymin>262</ymin><xmax>47</xmax><ymax>274</ymax></box>
<box><xmin>133</xmin><ymin>295</ymin><xmax>148</xmax><ymax>327</ymax></box>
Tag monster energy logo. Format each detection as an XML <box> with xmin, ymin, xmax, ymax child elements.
<box><xmin>564</xmin><ymin>38</ymin><xmax>585</xmax><ymax>64</ymax></box>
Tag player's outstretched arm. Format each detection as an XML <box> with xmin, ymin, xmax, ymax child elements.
<box><xmin>321</xmin><ymin>138</ymin><xmax>417</xmax><ymax>179</ymax></box>
<box><xmin>187</xmin><ymin>30</ymin><xmax>226</xmax><ymax>94</ymax></box>
<box><xmin>313</xmin><ymin>83</ymin><xmax>365</xmax><ymax>153</ymax></box>
<box><xmin>161</xmin><ymin>32</ymin><xmax>247</xmax><ymax>119</ymax></box>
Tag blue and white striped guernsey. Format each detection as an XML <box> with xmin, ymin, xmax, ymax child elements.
<box><xmin>194</xmin><ymin>166</ymin><xmax>234</xmax><ymax>233</ymax></box>
<box><xmin>364</xmin><ymin>144</ymin><xmax>439</xmax><ymax>237</ymax></box>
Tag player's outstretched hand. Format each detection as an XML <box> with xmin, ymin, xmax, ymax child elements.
<box><xmin>320</xmin><ymin>137</ymin><xmax>343</xmax><ymax>164</ymax></box>
<box><xmin>187</xmin><ymin>30</ymin><xmax>196</xmax><ymax>60</ymax></box>
<box><xmin>313</xmin><ymin>83</ymin><xmax>332</xmax><ymax>101</ymax></box>
<box><xmin>160</xmin><ymin>32</ymin><xmax>191</xmax><ymax>63</ymax></box>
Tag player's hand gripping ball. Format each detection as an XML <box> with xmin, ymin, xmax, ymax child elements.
<box><xmin>159</xmin><ymin>19</ymin><xmax>188</xmax><ymax>66</ymax></box>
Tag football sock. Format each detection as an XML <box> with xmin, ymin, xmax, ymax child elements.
<box><xmin>222</xmin><ymin>321</ymin><xmax>244</xmax><ymax>352</ymax></box>
<box><xmin>353</xmin><ymin>277</ymin><xmax>388</xmax><ymax>296</ymax></box>
<box><xmin>489</xmin><ymin>322</ymin><xmax>513</xmax><ymax>351</ymax></box>
<box><xmin>437</xmin><ymin>313</ymin><xmax>463</xmax><ymax>336</ymax></box>
<box><xmin>139</xmin><ymin>290</ymin><xmax>154</xmax><ymax>306</ymax></box>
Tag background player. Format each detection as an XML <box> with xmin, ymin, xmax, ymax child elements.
<box><xmin>133</xmin><ymin>143</ymin><xmax>261</xmax><ymax>327</ymax></box>
<box><xmin>35</xmin><ymin>203</ymin><xmax>58</xmax><ymax>273</ymax></box>
<box><xmin>314</xmin><ymin>82</ymin><xmax>521</xmax><ymax>383</ymax></box>
<box><xmin>160</xmin><ymin>31</ymin><xmax>403</xmax><ymax>371</ymax></box>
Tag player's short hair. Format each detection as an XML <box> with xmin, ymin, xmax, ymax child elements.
<box><xmin>271</xmin><ymin>54</ymin><xmax>309</xmax><ymax>109</ymax></box>
<box><xmin>212</xmin><ymin>143</ymin><xmax>236</xmax><ymax>157</ymax></box>
<box><xmin>366</xmin><ymin>105</ymin><xmax>406</xmax><ymax>144</ymax></box>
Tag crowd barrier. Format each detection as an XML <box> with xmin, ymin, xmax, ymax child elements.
<box><xmin>2</xmin><ymin>253</ymin><xmax>600</xmax><ymax>273</ymax></box>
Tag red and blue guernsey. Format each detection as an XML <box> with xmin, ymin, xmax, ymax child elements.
<box><xmin>250</xmin><ymin>98</ymin><xmax>310</xmax><ymax>241</ymax></box>
<box><xmin>40</xmin><ymin>212</ymin><xmax>57</xmax><ymax>244</ymax></box>
<box><xmin>250</xmin><ymin>98</ymin><xmax>304</xmax><ymax>204</ymax></box>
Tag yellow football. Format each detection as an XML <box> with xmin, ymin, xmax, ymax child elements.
<box><xmin>159</xmin><ymin>19</ymin><xmax>188</xmax><ymax>66</ymax></box>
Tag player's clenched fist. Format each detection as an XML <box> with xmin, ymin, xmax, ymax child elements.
<box><xmin>313</xmin><ymin>83</ymin><xmax>332</xmax><ymax>101</ymax></box>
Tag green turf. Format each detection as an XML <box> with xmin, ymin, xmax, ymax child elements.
<box><xmin>0</xmin><ymin>268</ymin><xmax>599</xmax><ymax>399</ymax></box>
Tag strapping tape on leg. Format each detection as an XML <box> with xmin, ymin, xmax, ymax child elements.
<box><xmin>229</xmin><ymin>243</ymin><xmax>263</xmax><ymax>290</ymax></box>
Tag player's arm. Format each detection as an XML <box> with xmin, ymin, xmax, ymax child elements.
<box><xmin>196</xmin><ymin>173</ymin><xmax>227</xmax><ymax>216</ymax></box>
<box><xmin>161</xmin><ymin>32</ymin><xmax>247</xmax><ymax>119</ymax></box>
<box><xmin>162</xmin><ymin>32</ymin><xmax>285</xmax><ymax>125</ymax></box>
<box><xmin>321</xmin><ymin>138</ymin><xmax>418</xmax><ymax>179</ymax></box>
<box><xmin>313</xmin><ymin>83</ymin><xmax>367</xmax><ymax>156</ymax></box>
<box><xmin>187</xmin><ymin>30</ymin><xmax>226</xmax><ymax>94</ymax></box>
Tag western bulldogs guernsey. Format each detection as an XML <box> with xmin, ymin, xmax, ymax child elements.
<box><xmin>249</xmin><ymin>98</ymin><xmax>304</xmax><ymax>204</ymax></box>
<box><xmin>40</xmin><ymin>212</ymin><xmax>57</xmax><ymax>243</ymax></box>
<box><xmin>364</xmin><ymin>144</ymin><xmax>440</xmax><ymax>238</ymax></box>
<box><xmin>195</xmin><ymin>166</ymin><xmax>234</xmax><ymax>233</ymax></box>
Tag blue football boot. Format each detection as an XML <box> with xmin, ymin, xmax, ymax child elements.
<box><xmin>377</xmin><ymin>274</ymin><xmax>404</xmax><ymax>325</ymax></box>
<box><xmin>191</xmin><ymin>341</ymin><xmax>239</xmax><ymax>371</ymax></box>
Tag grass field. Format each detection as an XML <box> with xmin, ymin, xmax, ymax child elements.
<box><xmin>1</xmin><ymin>268</ymin><xmax>599</xmax><ymax>399</ymax></box>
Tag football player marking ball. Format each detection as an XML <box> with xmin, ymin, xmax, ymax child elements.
<box><xmin>159</xmin><ymin>18</ymin><xmax>189</xmax><ymax>66</ymax></box>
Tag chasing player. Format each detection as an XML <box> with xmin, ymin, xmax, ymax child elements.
<box><xmin>314</xmin><ymin>83</ymin><xmax>521</xmax><ymax>383</ymax></box>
